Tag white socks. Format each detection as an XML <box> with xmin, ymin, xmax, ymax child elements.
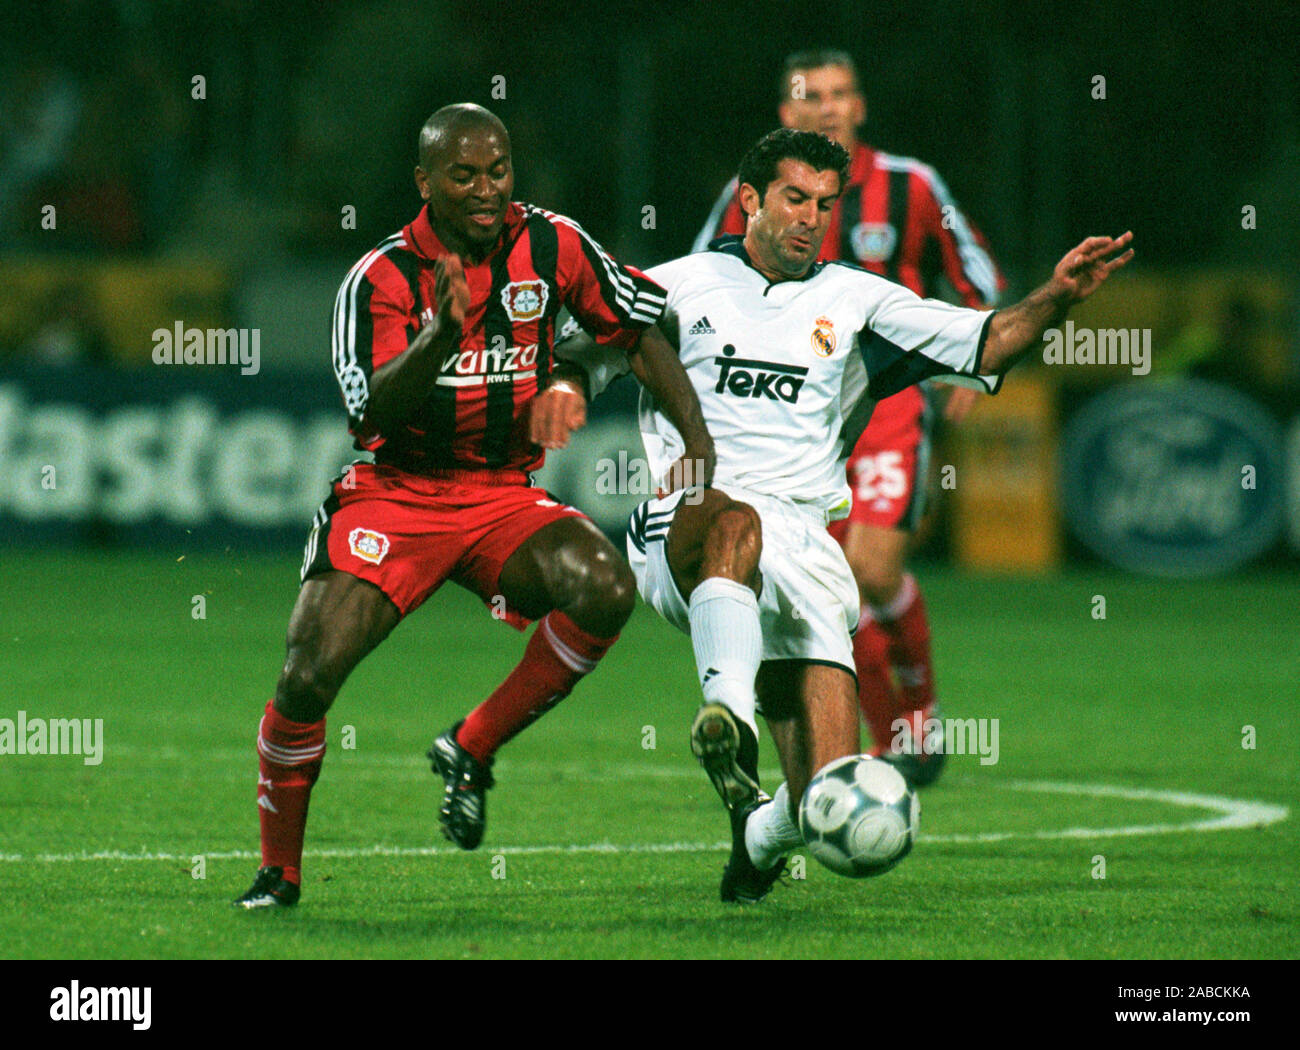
<box><xmin>689</xmin><ymin>576</ymin><xmax>787</xmax><ymax>866</ymax></box>
<box><xmin>745</xmin><ymin>781</ymin><xmax>803</xmax><ymax>868</ymax></box>
<box><xmin>688</xmin><ymin>576</ymin><xmax>761</xmax><ymax>736</ymax></box>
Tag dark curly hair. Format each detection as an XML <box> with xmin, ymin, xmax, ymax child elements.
<box><xmin>736</xmin><ymin>128</ymin><xmax>851</xmax><ymax>205</ymax></box>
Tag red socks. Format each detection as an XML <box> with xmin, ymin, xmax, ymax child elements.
<box><xmin>457</xmin><ymin>611</ymin><xmax>617</xmax><ymax>762</ymax></box>
<box><xmin>854</xmin><ymin>574</ymin><xmax>937</xmax><ymax>751</ymax></box>
<box><xmin>256</xmin><ymin>699</ymin><xmax>325</xmax><ymax>887</ymax></box>
<box><xmin>852</xmin><ymin>610</ymin><xmax>900</xmax><ymax>754</ymax></box>
<box><xmin>879</xmin><ymin>574</ymin><xmax>936</xmax><ymax>716</ymax></box>
<box><xmin>251</xmin><ymin>613</ymin><xmax>616</xmax><ymax>878</ymax></box>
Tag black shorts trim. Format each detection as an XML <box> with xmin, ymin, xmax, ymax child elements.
<box><xmin>300</xmin><ymin>486</ymin><xmax>343</xmax><ymax>583</ymax></box>
<box><xmin>760</xmin><ymin>657</ymin><xmax>857</xmax><ymax>679</ymax></box>
<box><xmin>755</xmin><ymin>657</ymin><xmax>859</xmax><ymax>720</ymax></box>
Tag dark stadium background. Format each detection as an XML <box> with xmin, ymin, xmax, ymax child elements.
<box><xmin>2</xmin><ymin>0</ymin><xmax>1298</xmax><ymax>568</ymax></box>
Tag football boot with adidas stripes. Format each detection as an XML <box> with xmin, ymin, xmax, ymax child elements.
<box><xmin>429</xmin><ymin>721</ymin><xmax>495</xmax><ymax>849</ymax></box>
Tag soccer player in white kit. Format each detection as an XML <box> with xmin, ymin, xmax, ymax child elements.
<box><xmin>560</xmin><ymin>128</ymin><xmax>1132</xmax><ymax>902</ymax></box>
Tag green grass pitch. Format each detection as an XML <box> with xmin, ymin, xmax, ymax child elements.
<box><xmin>0</xmin><ymin>550</ymin><xmax>1295</xmax><ymax>959</ymax></box>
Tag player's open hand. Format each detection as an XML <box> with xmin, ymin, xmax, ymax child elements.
<box><xmin>434</xmin><ymin>255</ymin><xmax>470</xmax><ymax>330</ymax></box>
<box><xmin>1051</xmin><ymin>231</ymin><xmax>1134</xmax><ymax>304</ymax></box>
<box><xmin>530</xmin><ymin>379</ymin><xmax>587</xmax><ymax>450</ymax></box>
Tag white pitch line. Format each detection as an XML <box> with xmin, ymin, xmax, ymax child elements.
<box><xmin>922</xmin><ymin>780</ymin><xmax>1289</xmax><ymax>844</ymax></box>
<box><xmin>0</xmin><ymin>780</ymin><xmax>1286</xmax><ymax>864</ymax></box>
<box><xmin>0</xmin><ymin>841</ymin><xmax>727</xmax><ymax>864</ymax></box>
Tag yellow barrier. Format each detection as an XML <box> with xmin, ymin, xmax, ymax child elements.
<box><xmin>0</xmin><ymin>260</ymin><xmax>231</xmax><ymax>365</ymax></box>
<box><xmin>948</xmin><ymin>373</ymin><xmax>1061</xmax><ymax>572</ymax></box>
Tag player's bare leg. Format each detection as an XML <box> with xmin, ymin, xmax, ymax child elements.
<box><xmin>663</xmin><ymin>489</ymin><xmax>766</xmax><ymax>811</ymax></box>
<box><xmin>759</xmin><ymin>660</ymin><xmax>859</xmax><ymax>805</ymax></box>
<box><xmin>277</xmin><ymin>572</ymin><xmax>402</xmax><ymax>722</ymax></box>
<box><xmin>841</xmin><ymin>521</ymin><xmax>944</xmax><ymax>785</ymax></box>
<box><xmin>720</xmin><ymin>659</ymin><xmax>858</xmax><ymax>901</ymax></box>
<box><xmin>237</xmin><ymin>571</ymin><xmax>401</xmax><ymax>908</ymax></box>
<box><xmin>497</xmin><ymin>515</ymin><xmax>636</xmax><ymax>637</ymax></box>
<box><xmin>665</xmin><ymin>487</ymin><xmax>762</xmax><ymax>597</ymax></box>
<box><xmin>429</xmin><ymin>516</ymin><xmax>635</xmax><ymax>849</ymax></box>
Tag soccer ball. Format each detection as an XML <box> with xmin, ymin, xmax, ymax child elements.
<box><xmin>798</xmin><ymin>755</ymin><xmax>919</xmax><ymax>878</ymax></box>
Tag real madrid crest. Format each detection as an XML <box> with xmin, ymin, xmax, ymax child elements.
<box><xmin>850</xmin><ymin>221</ymin><xmax>896</xmax><ymax>263</ymax></box>
<box><xmin>501</xmin><ymin>280</ymin><xmax>549</xmax><ymax>322</ymax></box>
<box><xmin>811</xmin><ymin>315</ymin><xmax>836</xmax><ymax>357</ymax></box>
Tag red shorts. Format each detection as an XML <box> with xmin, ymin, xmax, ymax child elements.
<box><xmin>829</xmin><ymin>386</ymin><xmax>932</xmax><ymax>539</ymax></box>
<box><xmin>300</xmin><ymin>462</ymin><xmax>586</xmax><ymax>626</ymax></box>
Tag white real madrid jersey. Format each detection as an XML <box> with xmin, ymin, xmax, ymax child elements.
<box><xmin>560</xmin><ymin>236</ymin><xmax>1001</xmax><ymax>519</ymax></box>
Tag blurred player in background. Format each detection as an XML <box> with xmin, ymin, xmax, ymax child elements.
<box><xmin>570</xmin><ymin>127</ymin><xmax>1132</xmax><ymax>900</ymax></box>
<box><xmin>237</xmin><ymin>103</ymin><xmax>712</xmax><ymax>908</ymax></box>
<box><xmin>695</xmin><ymin>50</ymin><xmax>1004</xmax><ymax>785</ymax></box>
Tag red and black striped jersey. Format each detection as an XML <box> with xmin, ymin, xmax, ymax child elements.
<box><xmin>332</xmin><ymin>201</ymin><xmax>666</xmax><ymax>474</ymax></box>
<box><xmin>694</xmin><ymin>143</ymin><xmax>1004</xmax><ymax>307</ymax></box>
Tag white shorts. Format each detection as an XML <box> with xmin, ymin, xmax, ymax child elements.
<box><xmin>626</xmin><ymin>484</ymin><xmax>860</xmax><ymax>675</ymax></box>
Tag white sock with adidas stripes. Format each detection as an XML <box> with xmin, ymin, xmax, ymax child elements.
<box><xmin>688</xmin><ymin>576</ymin><xmax>761</xmax><ymax>736</ymax></box>
<box><xmin>745</xmin><ymin>781</ymin><xmax>803</xmax><ymax>869</ymax></box>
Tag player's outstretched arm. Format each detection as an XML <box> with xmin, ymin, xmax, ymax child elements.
<box><xmin>366</xmin><ymin>256</ymin><xmax>469</xmax><ymax>433</ymax></box>
<box><xmin>979</xmin><ymin>232</ymin><xmax>1134</xmax><ymax>377</ymax></box>
<box><xmin>627</xmin><ymin>323</ymin><xmax>716</xmax><ymax>494</ymax></box>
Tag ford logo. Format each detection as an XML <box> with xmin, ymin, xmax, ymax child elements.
<box><xmin>1061</xmin><ymin>378</ymin><xmax>1283</xmax><ymax>576</ymax></box>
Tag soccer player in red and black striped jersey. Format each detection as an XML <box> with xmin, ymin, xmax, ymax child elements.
<box><xmin>695</xmin><ymin>50</ymin><xmax>1005</xmax><ymax>786</ymax></box>
<box><xmin>236</xmin><ymin>104</ymin><xmax>714</xmax><ymax>908</ymax></box>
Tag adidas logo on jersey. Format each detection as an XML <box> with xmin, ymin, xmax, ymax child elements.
<box><xmin>714</xmin><ymin>344</ymin><xmax>808</xmax><ymax>403</ymax></box>
<box><xmin>688</xmin><ymin>316</ymin><xmax>716</xmax><ymax>335</ymax></box>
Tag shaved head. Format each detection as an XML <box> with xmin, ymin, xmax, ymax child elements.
<box><xmin>413</xmin><ymin>103</ymin><xmax>514</xmax><ymax>258</ymax></box>
<box><xmin>418</xmin><ymin>103</ymin><xmax>510</xmax><ymax>170</ymax></box>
